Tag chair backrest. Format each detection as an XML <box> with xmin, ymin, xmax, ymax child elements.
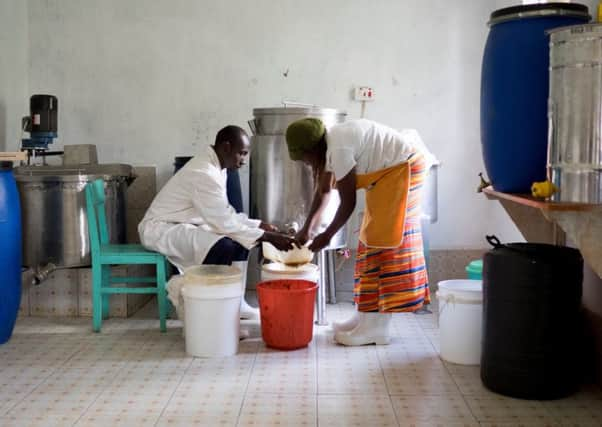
<box><xmin>85</xmin><ymin>179</ymin><xmax>110</xmax><ymax>257</ymax></box>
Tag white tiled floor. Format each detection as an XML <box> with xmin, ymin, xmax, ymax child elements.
<box><xmin>1</xmin><ymin>302</ymin><xmax>601</xmax><ymax>427</ymax></box>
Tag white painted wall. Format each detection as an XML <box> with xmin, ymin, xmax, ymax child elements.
<box><xmin>18</xmin><ymin>0</ymin><xmax>547</xmax><ymax>249</ymax></box>
<box><xmin>0</xmin><ymin>0</ymin><xmax>28</xmax><ymax>152</ymax></box>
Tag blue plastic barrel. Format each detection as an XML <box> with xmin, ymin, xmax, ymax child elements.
<box><xmin>481</xmin><ymin>4</ymin><xmax>589</xmax><ymax>193</ymax></box>
<box><xmin>0</xmin><ymin>162</ymin><xmax>22</xmax><ymax>344</ymax></box>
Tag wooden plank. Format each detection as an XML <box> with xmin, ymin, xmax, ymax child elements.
<box><xmin>482</xmin><ymin>186</ymin><xmax>599</xmax><ymax>212</ymax></box>
<box><xmin>0</xmin><ymin>151</ymin><xmax>27</xmax><ymax>162</ymax></box>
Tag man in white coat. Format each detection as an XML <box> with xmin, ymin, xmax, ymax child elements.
<box><xmin>139</xmin><ymin>125</ymin><xmax>294</xmax><ymax>318</ymax></box>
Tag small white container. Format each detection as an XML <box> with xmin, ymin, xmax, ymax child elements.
<box><xmin>436</xmin><ymin>279</ymin><xmax>483</xmax><ymax>365</ymax></box>
<box><xmin>181</xmin><ymin>265</ymin><xmax>242</xmax><ymax>358</ymax></box>
<box><xmin>261</xmin><ymin>262</ymin><xmax>319</xmax><ymax>283</ymax></box>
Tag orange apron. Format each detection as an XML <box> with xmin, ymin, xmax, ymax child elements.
<box><xmin>355</xmin><ymin>161</ymin><xmax>410</xmax><ymax>248</ymax></box>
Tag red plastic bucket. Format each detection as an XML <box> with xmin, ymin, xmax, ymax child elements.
<box><xmin>256</xmin><ymin>279</ymin><xmax>318</xmax><ymax>350</ymax></box>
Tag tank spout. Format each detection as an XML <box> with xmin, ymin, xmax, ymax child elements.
<box><xmin>32</xmin><ymin>263</ymin><xmax>57</xmax><ymax>285</ymax></box>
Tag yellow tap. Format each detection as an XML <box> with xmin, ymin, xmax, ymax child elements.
<box><xmin>531</xmin><ymin>180</ymin><xmax>558</xmax><ymax>199</ymax></box>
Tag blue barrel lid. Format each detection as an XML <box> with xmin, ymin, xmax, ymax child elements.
<box><xmin>490</xmin><ymin>3</ymin><xmax>590</xmax><ymax>26</ymax></box>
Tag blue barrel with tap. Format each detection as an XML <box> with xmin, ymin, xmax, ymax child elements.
<box><xmin>0</xmin><ymin>161</ymin><xmax>22</xmax><ymax>344</ymax></box>
<box><xmin>481</xmin><ymin>3</ymin><xmax>590</xmax><ymax>193</ymax></box>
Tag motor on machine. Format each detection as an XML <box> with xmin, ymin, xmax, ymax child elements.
<box><xmin>20</xmin><ymin>94</ymin><xmax>60</xmax><ymax>163</ymax></box>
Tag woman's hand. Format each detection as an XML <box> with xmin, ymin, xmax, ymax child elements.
<box><xmin>308</xmin><ymin>232</ymin><xmax>333</xmax><ymax>252</ymax></box>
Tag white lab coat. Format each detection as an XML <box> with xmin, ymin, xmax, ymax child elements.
<box><xmin>138</xmin><ymin>146</ymin><xmax>263</xmax><ymax>270</ymax></box>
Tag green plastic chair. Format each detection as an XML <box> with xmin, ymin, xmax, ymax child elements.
<box><xmin>85</xmin><ymin>179</ymin><xmax>168</xmax><ymax>332</ymax></box>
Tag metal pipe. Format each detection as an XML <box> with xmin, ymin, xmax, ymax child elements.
<box><xmin>32</xmin><ymin>263</ymin><xmax>56</xmax><ymax>285</ymax></box>
<box><xmin>316</xmin><ymin>250</ymin><xmax>328</xmax><ymax>325</ymax></box>
<box><xmin>327</xmin><ymin>250</ymin><xmax>337</xmax><ymax>304</ymax></box>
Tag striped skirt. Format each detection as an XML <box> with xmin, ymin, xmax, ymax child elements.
<box><xmin>354</xmin><ymin>153</ymin><xmax>430</xmax><ymax>313</ymax></box>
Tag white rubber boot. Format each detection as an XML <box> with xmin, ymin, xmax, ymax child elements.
<box><xmin>334</xmin><ymin>312</ymin><xmax>392</xmax><ymax>346</ymax></box>
<box><xmin>232</xmin><ymin>261</ymin><xmax>259</xmax><ymax>320</ymax></box>
<box><xmin>331</xmin><ymin>307</ymin><xmax>360</xmax><ymax>333</ymax></box>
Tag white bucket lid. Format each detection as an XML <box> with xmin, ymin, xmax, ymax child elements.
<box><xmin>437</xmin><ymin>280</ymin><xmax>483</xmax><ymax>303</ymax></box>
<box><xmin>262</xmin><ymin>262</ymin><xmax>318</xmax><ymax>275</ymax></box>
<box><xmin>184</xmin><ymin>265</ymin><xmax>241</xmax><ymax>284</ymax></box>
<box><xmin>181</xmin><ymin>265</ymin><xmax>242</xmax><ymax>300</ymax></box>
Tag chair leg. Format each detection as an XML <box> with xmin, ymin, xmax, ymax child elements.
<box><xmin>101</xmin><ymin>265</ymin><xmax>111</xmax><ymax>319</ymax></box>
<box><xmin>165</xmin><ymin>259</ymin><xmax>175</xmax><ymax>318</ymax></box>
<box><xmin>157</xmin><ymin>259</ymin><xmax>167</xmax><ymax>333</ymax></box>
<box><xmin>92</xmin><ymin>263</ymin><xmax>103</xmax><ymax>332</ymax></box>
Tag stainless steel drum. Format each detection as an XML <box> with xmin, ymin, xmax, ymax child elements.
<box><xmin>549</xmin><ymin>24</ymin><xmax>602</xmax><ymax>203</ymax></box>
<box><xmin>14</xmin><ymin>164</ymin><xmax>133</xmax><ymax>269</ymax></box>
<box><xmin>249</xmin><ymin>107</ymin><xmax>347</xmax><ymax>249</ymax></box>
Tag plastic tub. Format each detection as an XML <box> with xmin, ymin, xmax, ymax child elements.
<box><xmin>466</xmin><ymin>259</ymin><xmax>483</xmax><ymax>280</ymax></box>
<box><xmin>181</xmin><ymin>265</ymin><xmax>242</xmax><ymax>357</ymax></box>
<box><xmin>257</xmin><ymin>279</ymin><xmax>318</xmax><ymax>350</ymax></box>
<box><xmin>436</xmin><ymin>280</ymin><xmax>483</xmax><ymax>365</ymax></box>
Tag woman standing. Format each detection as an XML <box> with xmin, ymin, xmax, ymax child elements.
<box><xmin>286</xmin><ymin>118</ymin><xmax>436</xmax><ymax>346</ymax></box>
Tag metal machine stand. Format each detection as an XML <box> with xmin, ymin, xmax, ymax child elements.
<box><xmin>316</xmin><ymin>250</ymin><xmax>329</xmax><ymax>325</ymax></box>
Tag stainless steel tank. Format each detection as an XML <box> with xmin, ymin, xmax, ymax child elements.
<box><xmin>548</xmin><ymin>24</ymin><xmax>602</xmax><ymax>203</ymax></box>
<box><xmin>14</xmin><ymin>164</ymin><xmax>133</xmax><ymax>269</ymax></box>
<box><xmin>249</xmin><ymin>107</ymin><xmax>347</xmax><ymax>249</ymax></box>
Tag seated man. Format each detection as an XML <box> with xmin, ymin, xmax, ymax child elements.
<box><xmin>138</xmin><ymin>125</ymin><xmax>294</xmax><ymax>318</ymax></box>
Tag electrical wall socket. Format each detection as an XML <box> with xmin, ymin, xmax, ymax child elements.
<box><xmin>354</xmin><ymin>86</ymin><xmax>375</xmax><ymax>101</ymax></box>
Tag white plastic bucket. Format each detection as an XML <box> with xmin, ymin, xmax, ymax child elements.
<box><xmin>436</xmin><ymin>279</ymin><xmax>483</xmax><ymax>365</ymax></box>
<box><xmin>261</xmin><ymin>262</ymin><xmax>319</xmax><ymax>283</ymax></box>
<box><xmin>181</xmin><ymin>265</ymin><xmax>242</xmax><ymax>357</ymax></box>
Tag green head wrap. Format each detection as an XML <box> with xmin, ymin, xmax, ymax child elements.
<box><xmin>285</xmin><ymin>118</ymin><xmax>326</xmax><ymax>161</ymax></box>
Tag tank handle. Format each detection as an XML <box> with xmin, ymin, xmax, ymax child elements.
<box><xmin>486</xmin><ymin>235</ymin><xmax>504</xmax><ymax>249</ymax></box>
<box><xmin>281</xmin><ymin>100</ymin><xmax>320</xmax><ymax>108</ymax></box>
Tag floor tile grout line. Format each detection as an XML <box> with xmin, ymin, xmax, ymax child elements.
<box><xmin>69</xmin><ymin>334</ymin><xmax>142</xmax><ymax>427</ymax></box>
<box><xmin>152</xmin><ymin>349</ymin><xmax>194</xmax><ymax>427</ymax></box>
<box><xmin>0</xmin><ymin>366</ymin><xmax>56</xmax><ymax>418</ymax></box>
<box><xmin>440</xmin><ymin>362</ymin><xmax>481</xmax><ymax>425</ymax></box>
<box><xmin>0</xmin><ymin>334</ymin><xmax>93</xmax><ymax>418</ymax></box>
<box><xmin>375</xmin><ymin>340</ymin><xmax>402</xmax><ymax>427</ymax></box>
<box><xmin>234</xmin><ymin>342</ymin><xmax>260</xmax><ymax>427</ymax></box>
<box><xmin>4</xmin><ymin>330</ymin><xmax>133</xmax><ymax>425</ymax></box>
<box><xmin>315</xmin><ymin>332</ymin><xmax>321</xmax><ymax>427</ymax></box>
<box><xmin>418</xmin><ymin>311</ymin><xmax>482</xmax><ymax>425</ymax></box>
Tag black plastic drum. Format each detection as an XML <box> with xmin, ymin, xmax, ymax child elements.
<box><xmin>481</xmin><ymin>236</ymin><xmax>583</xmax><ymax>400</ymax></box>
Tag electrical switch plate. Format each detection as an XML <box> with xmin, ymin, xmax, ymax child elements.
<box><xmin>354</xmin><ymin>86</ymin><xmax>375</xmax><ymax>101</ymax></box>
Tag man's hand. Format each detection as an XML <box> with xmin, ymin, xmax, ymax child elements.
<box><xmin>295</xmin><ymin>227</ymin><xmax>311</xmax><ymax>246</ymax></box>
<box><xmin>262</xmin><ymin>231</ymin><xmax>295</xmax><ymax>251</ymax></box>
<box><xmin>260</xmin><ymin>222</ymin><xmax>279</xmax><ymax>232</ymax></box>
<box><xmin>308</xmin><ymin>232</ymin><xmax>333</xmax><ymax>252</ymax></box>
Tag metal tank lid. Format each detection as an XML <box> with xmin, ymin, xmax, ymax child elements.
<box><xmin>14</xmin><ymin>163</ymin><xmax>133</xmax><ymax>182</ymax></box>
<box><xmin>548</xmin><ymin>22</ymin><xmax>602</xmax><ymax>40</ymax></box>
<box><xmin>489</xmin><ymin>3</ymin><xmax>590</xmax><ymax>26</ymax></box>
<box><xmin>252</xmin><ymin>107</ymin><xmax>346</xmax><ymax>116</ymax></box>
